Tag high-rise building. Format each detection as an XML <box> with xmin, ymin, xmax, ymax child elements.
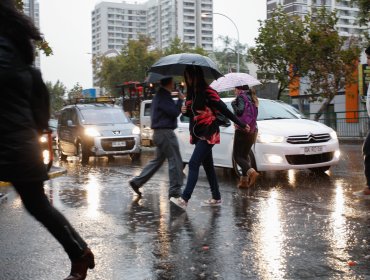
<box><xmin>23</xmin><ymin>0</ymin><xmax>40</xmax><ymax>68</ymax></box>
<box><xmin>266</xmin><ymin>0</ymin><xmax>368</xmax><ymax>38</ymax></box>
<box><xmin>91</xmin><ymin>0</ymin><xmax>213</xmax><ymax>56</ymax></box>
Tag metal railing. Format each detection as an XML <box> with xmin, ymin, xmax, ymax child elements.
<box><xmin>306</xmin><ymin>110</ymin><xmax>369</xmax><ymax>140</ymax></box>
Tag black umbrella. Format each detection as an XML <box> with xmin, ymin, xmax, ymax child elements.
<box><xmin>144</xmin><ymin>72</ymin><xmax>171</xmax><ymax>84</ymax></box>
<box><xmin>149</xmin><ymin>53</ymin><xmax>223</xmax><ymax>80</ymax></box>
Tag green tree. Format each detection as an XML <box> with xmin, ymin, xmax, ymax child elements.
<box><xmin>212</xmin><ymin>35</ymin><xmax>248</xmax><ymax>74</ymax></box>
<box><xmin>98</xmin><ymin>36</ymin><xmax>208</xmax><ymax>94</ymax></box>
<box><xmin>163</xmin><ymin>37</ymin><xmax>208</xmax><ymax>56</ymax></box>
<box><xmin>250</xmin><ymin>7</ymin><xmax>361</xmax><ymax>119</ymax></box>
<box><xmin>304</xmin><ymin>8</ymin><xmax>361</xmax><ymax>120</ymax></box>
<box><xmin>45</xmin><ymin>80</ymin><xmax>66</xmax><ymax>116</ymax></box>
<box><xmin>98</xmin><ymin>35</ymin><xmax>161</xmax><ymax>94</ymax></box>
<box><xmin>68</xmin><ymin>83</ymin><xmax>83</xmax><ymax>100</ymax></box>
<box><xmin>249</xmin><ymin>8</ymin><xmax>310</xmax><ymax>100</ymax></box>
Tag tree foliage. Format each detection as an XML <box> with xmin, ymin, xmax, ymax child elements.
<box><xmin>304</xmin><ymin>8</ymin><xmax>361</xmax><ymax>120</ymax></box>
<box><xmin>68</xmin><ymin>83</ymin><xmax>84</xmax><ymax>100</ymax></box>
<box><xmin>163</xmin><ymin>37</ymin><xmax>207</xmax><ymax>56</ymax></box>
<box><xmin>45</xmin><ymin>80</ymin><xmax>66</xmax><ymax>116</ymax></box>
<box><xmin>250</xmin><ymin>7</ymin><xmax>361</xmax><ymax>119</ymax></box>
<box><xmin>212</xmin><ymin>35</ymin><xmax>248</xmax><ymax>74</ymax></box>
<box><xmin>98</xmin><ymin>36</ymin><xmax>208</xmax><ymax>94</ymax></box>
<box><xmin>98</xmin><ymin>35</ymin><xmax>161</xmax><ymax>94</ymax></box>
<box><xmin>250</xmin><ymin>8</ymin><xmax>309</xmax><ymax>100</ymax></box>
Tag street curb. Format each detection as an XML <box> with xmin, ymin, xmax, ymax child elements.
<box><xmin>0</xmin><ymin>166</ymin><xmax>67</xmax><ymax>187</ymax></box>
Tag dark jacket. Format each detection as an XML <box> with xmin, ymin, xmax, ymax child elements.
<box><xmin>183</xmin><ymin>86</ymin><xmax>246</xmax><ymax>145</ymax></box>
<box><xmin>0</xmin><ymin>36</ymin><xmax>49</xmax><ymax>183</ymax></box>
<box><xmin>150</xmin><ymin>87</ymin><xmax>182</xmax><ymax>129</ymax></box>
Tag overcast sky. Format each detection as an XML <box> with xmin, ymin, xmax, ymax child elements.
<box><xmin>38</xmin><ymin>0</ymin><xmax>266</xmax><ymax>89</ymax></box>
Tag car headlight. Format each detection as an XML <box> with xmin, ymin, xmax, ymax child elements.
<box><xmin>330</xmin><ymin>131</ymin><xmax>338</xmax><ymax>140</ymax></box>
<box><xmin>132</xmin><ymin>126</ymin><xmax>140</xmax><ymax>135</ymax></box>
<box><xmin>257</xmin><ymin>134</ymin><xmax>284</xmax><ymax>143</ymax></box>
<box><xmin>85</xmin><ymin>127</ymin><xmax>101</xmax><ymax>137</ymax></box>
<box><xmin>40</xmin><ymin>136</ymin><xmax>47</xmax><ymax>143</ymax></box>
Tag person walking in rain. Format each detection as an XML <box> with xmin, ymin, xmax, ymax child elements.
<box><xmin>0</xmin><ymin>1</ymin><xmax>94</xmax><ymax>279</ymax></box>
<box><xmin>354</xmin><ymin>46</ymin><xmax>370</xmax><ymax>198</ymax></box>
<box><xmin>129</xmin><ymin>76</ymin><xmax>184</xmax><ymax>199</ymax></box>
<box><xmin>170</xmin><ymin>65</ymin><xmax>249</xmax><ymax>210</ymax></box>
<box><xmin>231</xmin><ymin>85</ymin><xmax>259</xmax><ymax>188</ymax></box>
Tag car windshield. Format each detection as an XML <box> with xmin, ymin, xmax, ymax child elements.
<box><xmin>225</xmin><ymin>99</ymin><xmax>298</xmax><ymax>121</ymax></box>
<box><xmin>279</xmin><ymin>102</ymin><xmax>306</xmax><ymax>119</ymax></box>
<box><xmin>257</xmin><ymin>100</ymin><xmax>298</xmax><ymax>120</ymax></box>
<box><xmin>80</xmin><ymin>108</ymin><xmax>130</xmax><ymax>125</ymax></box>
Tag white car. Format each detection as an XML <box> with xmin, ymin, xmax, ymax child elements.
<box><xmin>175</xmin><ymin>98</ymin><xmax>340</xmax><ymax>175</ymax></box>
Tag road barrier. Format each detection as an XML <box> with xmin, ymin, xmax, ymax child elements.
<box><xmin>307</xmin><ymin>110</ymin><xmax>369</xmax><ymax>140</ymax></box>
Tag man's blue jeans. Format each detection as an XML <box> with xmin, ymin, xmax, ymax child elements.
<box><xmin>182</xmin><ymin>140</ymin><xmax>221</xmax><ymax>202</ymax></box>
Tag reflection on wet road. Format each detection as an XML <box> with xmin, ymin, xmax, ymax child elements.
<box><xmin>1</xmin><ymin>144</ymin><xmax>370</xmax><ymax>279</ymax></box>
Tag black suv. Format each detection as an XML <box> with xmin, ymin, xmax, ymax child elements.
<box><xmin>57</xmin><ymin>103</ymin><xmax>141</xmax><ymax>163</ymax></box>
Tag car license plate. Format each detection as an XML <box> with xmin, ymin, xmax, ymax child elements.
<box><xmin>303</xmin><ymin>146</ymin><xmax>323</xmax><ymax>155</ymax></box>
<box><xmin>112</xmin><ymin>141</ymin><xmax>126</xmax><ymax>147</ymax></box>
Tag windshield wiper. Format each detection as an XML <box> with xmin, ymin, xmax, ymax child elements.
<box><xmin>261</xmin><ymin>117</ymin><xmax>291</xmax><ymax>120</ymax></box>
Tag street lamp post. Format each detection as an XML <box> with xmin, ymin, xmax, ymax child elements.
<box><xmin>202</xmin><ymin>12</ymin><xmax>240</xmax><ymax>72</ymax></box>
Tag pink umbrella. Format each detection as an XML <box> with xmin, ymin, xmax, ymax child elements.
<box><xmin>210</xmin><ymin>72</ymin><xmax>261</xmax><ymax>92</ymax></box>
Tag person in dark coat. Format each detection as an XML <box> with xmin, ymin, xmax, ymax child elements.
<box><xmin>0</xmin><ymin>1</ymin><xmax>94</xmax><ymax>279</ymax></box>
<box><xmin>129</xmin><ymin>76</ymin><xmax>184</xmax><ymax>198</ymax></box>
<box><xmin>170</xmin><ymin>65</ymin><xmax>249</xmax><ymax>210</ymax></box>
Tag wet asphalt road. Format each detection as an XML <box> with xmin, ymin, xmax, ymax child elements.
<box><xmin>1</xmin><ymin>143</ymin><xmax>370</xmax><ymax>280</ymax></box>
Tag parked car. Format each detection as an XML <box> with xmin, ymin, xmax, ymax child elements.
<box><xmin>175</xmin><ymin>98</ymin><xmax>340</xmax><ymax>176</ymax></box>
<box><xmin>57</xmin><ymin>103</ymin><xmax>141</xmax><ymax>163</ymax></box>
<box><xmin>139</xmin><ymin>96</ymin><xmax>180</xmax><ymax>147</ymax></box>
<box><xmin>140</xmin><ymin>99</ymin><xmax>154</xmax><ymax>146</ymax></box>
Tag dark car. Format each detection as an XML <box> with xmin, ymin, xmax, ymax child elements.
<box><xmin>57</xmin><ymin>103</ymin><xmax>141</xmax><ymax>163</ymax></box>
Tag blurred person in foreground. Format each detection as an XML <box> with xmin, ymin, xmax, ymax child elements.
<box><xmin>231</xmin><ymin>85</ymin><xmax>259</xmax><ymax>188</ymax></box>
<box><xmin>354</xmin><ymin>46</ymin><xmax>370</xmax><ymax>198</ymax></box>
<box><xmin>129</xmin><ymin>76</ymin><xmax>184</xmax><ymax>198</ymax></box>
<box><xmin>0</xmin><ymin>1</ymin><xmax>94</xmax><ymax>279</ymax></box>
<box><xmin>170</xmin><ymin>65</ymin><xmax>249</xmax><ymax>210</ymax></box>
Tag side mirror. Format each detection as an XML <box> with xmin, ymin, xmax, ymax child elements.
<box><xmin>67</xmin><ymin>120</ymin><xmax>74</xmax><ymax>127</ymax></box>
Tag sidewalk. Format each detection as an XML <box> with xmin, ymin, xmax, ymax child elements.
<box><xmin>0</xmin><ymin>165</ymin><xmax>67</xmax><ymax>187</ymax></box>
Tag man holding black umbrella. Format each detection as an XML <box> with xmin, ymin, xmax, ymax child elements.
<box><xmin>129</xmin><ymin>76</ymin><xmax>184</xmax><ymax>199</ymax></box>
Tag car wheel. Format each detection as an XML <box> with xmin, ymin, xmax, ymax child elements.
<box><xmin>77</xmin><ymin>142</ymin><xmax>89</xmax><ymax>164</ymax></box>
<box><xmin>107</xmin><ymin>155</ymin><xmax>115</xmax><ymax>162</ymax></box>
<box><xmin>309</xmin><ymin>166</ymin><xmax>330</xmax><ymax>173</ymax></box>
<box><xmin>58</xmin><ymin>145</ymin><xmax>68</xmax><ymax>161</ymax></box>
<box><xmin>130</xmin><ymin>153</ymin><xmax>141</xmax><ymax>161</ymax></box>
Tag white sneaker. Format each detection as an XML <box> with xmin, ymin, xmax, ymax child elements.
<box><xmin>201</xmin><ymin>198</ymin><xmax>222</xmax><ymax>207</ymax></box>
<box><xmin>170</xmin><ymin>197</ymin><xmax>188</xmax><ymax>210</ymax></box>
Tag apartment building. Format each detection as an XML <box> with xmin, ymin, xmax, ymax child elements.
<box><xmin>267</xmin><ymin>0</ymin><xmax>368</xmax><ymax>38</ymax></box>
<box><xmin>91</xmin><ymin>0</ymin><xmax>213</xmax><ymax>56</ymax></box>
<box><xmin>23</xmin><ymin>0</ymin><xmax>40</xmax><ymax>68</ymax></box>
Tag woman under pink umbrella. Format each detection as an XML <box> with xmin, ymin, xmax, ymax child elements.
<box><xmin>231</xmin><ymin>85</ymin><xmax>259</xmax><ymax>188</ymax></box>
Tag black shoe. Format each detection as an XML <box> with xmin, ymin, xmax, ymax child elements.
<box><xmin>129</xmin><ymin>180</ymin><xmax>142</xmax><ymax>196</ymax></box>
